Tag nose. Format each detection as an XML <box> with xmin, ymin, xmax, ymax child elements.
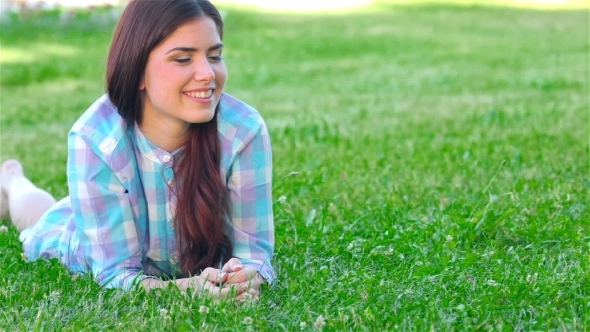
<box><xmin>193</xmin><ymin>57</ymin><xmax>215</xmax><ymax>82</ymax></box>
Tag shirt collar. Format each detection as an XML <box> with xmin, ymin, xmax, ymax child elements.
<box><xmin>132</xmin><ymin>123</ymin><xmax>180</xmax><ymax>165</ymax></box>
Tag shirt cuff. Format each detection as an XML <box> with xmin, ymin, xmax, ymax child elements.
<box><xmin>239</xmin><ymin>259</ymin><xmax>276</xmax><ymax>284</ymax></box>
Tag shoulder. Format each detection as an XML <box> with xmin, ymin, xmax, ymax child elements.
<box><xmin>217</xmin><ymin>93</ymin><xmax>271</xmax><ymax>176</ymax></box>
<box><xmin>69</xmin><ymin>94</ymin><xmax>130</xmax><ymax>157</ymax></box>
<box><xmin>217</xmin><ymin>92</ymin><xmax>267</xmax><ymax>143</ymax></box>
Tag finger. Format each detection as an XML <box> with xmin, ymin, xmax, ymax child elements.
<box><xmin>200</xmin><ymin>267</ymin><xmax>227</xmax><ymax>284</ymax></box>
<box><xmin>230</xmin><ymin>259</ymin><xmax>244</xmax><ymax>272</ymax></box>
<box><xmin>225</xmin><ymin>268</ymin><xmax>260</xmax><ymax>284</ymax></box>
<box><xmin>200</xmin><ymin>279</ymin><xmax>232</xmax><ymax>297</ymax></box>
<box><xmin>219</xmin><ymin>280</ymin><xmax>250</xmax><ymax>295</ymax></box>
<box><xmin>231</xmin><ymin>275</ymin><xmax>263</xmax><ymax>293</ymax></box>
<box><xmin>221</xmin><ymin>258</ymin><xmax>243</xmax><ymax>273</ymax></box>
<box><xmin>202</xmin><ymin>279</ymin><xmax>253</xmax><ymax>298</ymax></box>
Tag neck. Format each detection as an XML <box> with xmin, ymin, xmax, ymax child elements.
<box><xmin>139</xmin><ymin>112</ymin><xmax>189</xmax><ymax>153</ymax></box>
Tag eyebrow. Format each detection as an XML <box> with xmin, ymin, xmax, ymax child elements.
<box><xmin>165</xmin><ymin>43</ymin><xmax>224</xmax><ymax>54</ymax></box>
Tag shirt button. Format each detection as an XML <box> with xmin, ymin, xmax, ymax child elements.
<box><xmin>162</xmin><ymin>155</ymin><xmax>171</xmax><ymax>163</ymax></box>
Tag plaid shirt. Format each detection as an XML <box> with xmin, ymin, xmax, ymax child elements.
<box><xmin>20</xmin><ymin>93</ymin><xmax>275</xmax><ymax>289</ymax></box>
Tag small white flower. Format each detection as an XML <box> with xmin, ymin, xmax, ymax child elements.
<box><xmin>243</xmin><ymin>317</ymin><xmax>253</xmax><ymax>325</ymax></box>
<box><xmin>199</xmin><ymin>305</ymin><xmax>209</xmax><ymax>314</ymax></box>
<box><xmin>328</xmin><ymin>203</ymin><xmax>337</xmax><ymax>213</ymax></box>
<box><xmin>46</xmin><ymin>290</ymin><xmax>61</xmax><ymax>299</ymax></box>
<box><xmin>313</xmin><ymin>315</ymin><xmax>326</xmax><ymax>329</ymax></box>
<box><xmin>526</xmin><ymin>273</ymin><xmax>538</xmax><ymax>282</ymax></box>
<box><xmin>278</xmin><ymin>195</ymin><xmax>287</xmax><ymax>203</ymax></box>
<box><xmin>445</xmin><ymin>235</ymin><xmax>453</xmax><ymax>242</ymax></box>
<box><xmin>486</xmin><ymin>279</ymin><xmax>500</xmax><ymax>287</ymax></box>
<box><xmin>300</xmin><ymin>322</ymin><xmax>307</xmax><ymax>328</ymax></box>
<box><xmin>0</xmin><ymin>225</ymin><xmax>8</xmax><ymax>233</ymax></box>
<box><xmin>159</xmin><ymin>308</ymin><xmax>168</xmax><ymax>317</ymax></box>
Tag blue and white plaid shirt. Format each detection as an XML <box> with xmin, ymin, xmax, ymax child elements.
<box><xmin>20</xmin><ymin>93</ymin><xmax>275</xmax><ymax>289</ymax></box>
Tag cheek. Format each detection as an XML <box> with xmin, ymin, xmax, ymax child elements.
<box><xmin>215</xmin><ymin>64</ymin><xmax>228</xmax><ymax>86</ymax></box>
<box><xmin>147</xmin><ymin>66</ymin><xmax>183</xmax><ymax>95</ymax></box>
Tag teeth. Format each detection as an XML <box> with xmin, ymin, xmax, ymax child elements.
<box><xmin>187</xmin><ymin>90</ymin><xmax>212</xmax><ymax>98</ymax></box>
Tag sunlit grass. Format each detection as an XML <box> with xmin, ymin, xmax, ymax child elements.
<box><xmin>215</xmin><ymin>0</ymin><xmax>590</xmax><ymax>11</ymax></box>
<box><xmin>0</xmin><ymin>44</ymin><xmax>81</xmax><ymax>65</ymax></box>
<box><xmin>214</xmin><ymin>0</ymin><xmax>374</xmax><ymax>11</ymax></box>
<box><xmin>379</xmin><ymin>0</ymin><xmax>590</xmax><ymax>9</ymax></box>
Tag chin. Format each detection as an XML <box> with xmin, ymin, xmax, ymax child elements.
<box><xmin>188</xmin><ymin>113</ymin><xmax>215</xmax><ymax>124</ymax></box>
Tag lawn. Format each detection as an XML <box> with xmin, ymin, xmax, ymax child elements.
<box><xmin>0</xmin><ymin>1</ymin><xmax>589</xmax><ymax>330</ymax></box>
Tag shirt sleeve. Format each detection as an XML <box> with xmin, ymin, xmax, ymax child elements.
<box><xmin>226</xmin><ymin>114</ymin><xmax>276</xmax><ymax>282</ymax></box>
<box><xmin>67</xmin><ymin>133</ymin><xmax>146</xmax><ymax>289</ymax></box>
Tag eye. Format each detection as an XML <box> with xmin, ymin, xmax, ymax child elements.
<box><xmin>175</xmin><ymin>56</ymin><xmax>191</xmax><ymax>64</ymax></box>
<box><xmin>208</xmin><ymin>51</ymin><xmax>223</xmax><ymax>62</ymax></box>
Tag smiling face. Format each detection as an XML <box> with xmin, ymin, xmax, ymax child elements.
<box><xmin>139</xmin><ymin>16</ymin><xmax>227</xmax><ymax>138</ymax></box>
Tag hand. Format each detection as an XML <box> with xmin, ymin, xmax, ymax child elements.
<box><xmin>142</xmin><ymin>266</ymin><xmax>247</xmax><ymax>298</ymax></box>
<box><xmin>221</xmin><ymin>258</ymin><xmax>264</xmax><ymax>300</ymax></box>
<box><xmin>221</xmin><ymin>257</ymin><xmax>244</xmax><ymax>274</ymax></box>
<box><xmin>142</xmin><ymin>262</ymin><xmax>264</xmax><ymax>300</ymax></box>
<box><xmin>141</xmin><ymin>267</ymin><xmax>229</xmax><ymax>295</ymax></box>
<box><xmin>187</xmin><ymin>266</ymin><xmax>257</xmax><ymax>299</ymax></box>
<box><xmin>176</xmin><ymin>267</ymin><xmax>237</xmax><ymax>297</ymax></box>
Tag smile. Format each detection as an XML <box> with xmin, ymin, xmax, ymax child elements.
<box><xmin>184</xmin><ymin>90</ymin><xmax>213</xmax><ymax>98</ymax></box>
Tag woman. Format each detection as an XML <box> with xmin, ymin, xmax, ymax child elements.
<box><xmin>0</xmin><ymin>0</ymin><xmax>275</xmax><ymax>299</ymax></box>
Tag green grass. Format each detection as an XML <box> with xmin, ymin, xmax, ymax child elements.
<box><xmin>1</xmin><ymin>1</ymin><xmax>589</xmax><ymax>330</ymax></box>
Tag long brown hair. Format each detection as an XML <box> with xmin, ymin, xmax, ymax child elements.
<box><xmin>106</xmin><ymin>0</ymin><xmax>232</xmax><ymax>276</ymax></box>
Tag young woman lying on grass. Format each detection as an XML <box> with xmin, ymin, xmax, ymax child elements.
<box><xmin>0</xmin><ymin>0</ymin><xmax>274</xmax><ymax>300</ymax></box>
